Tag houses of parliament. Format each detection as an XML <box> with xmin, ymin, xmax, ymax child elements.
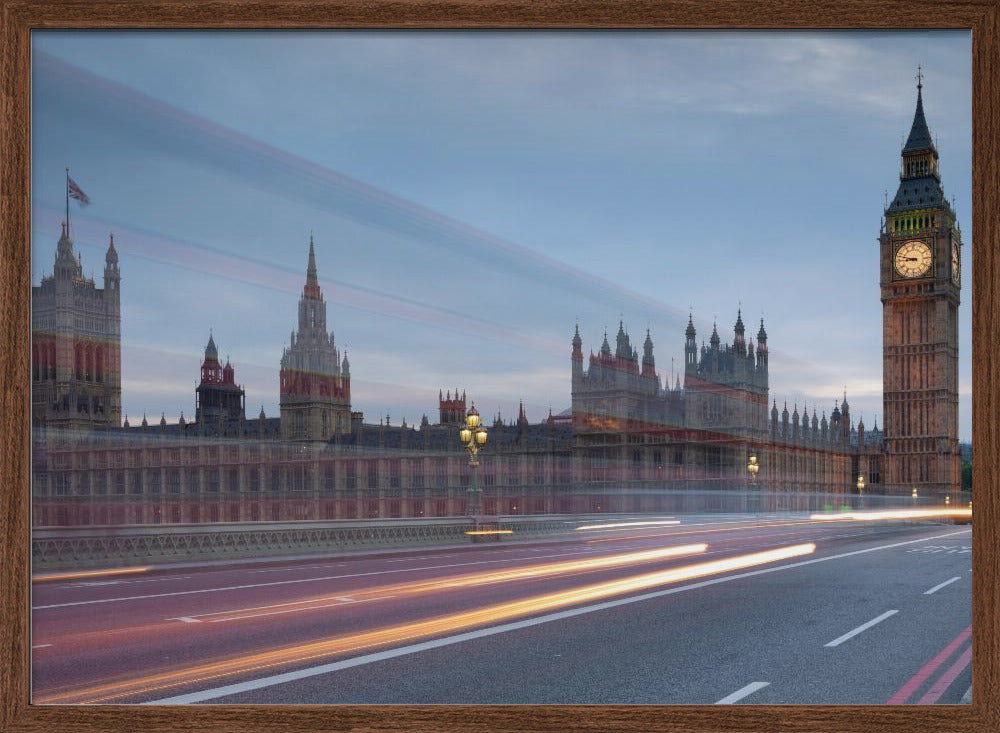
<box><xmin>31</xmin><ymin>79</ymin><xmax>962</xmax><ymax>527</ymax></box>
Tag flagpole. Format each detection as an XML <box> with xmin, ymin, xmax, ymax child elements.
<box><xmin>65</xmin><ymin>167</ymin><xmax>70</xmax><ymax>238</ymax></box>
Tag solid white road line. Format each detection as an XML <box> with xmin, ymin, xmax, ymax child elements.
<box><xmin>924</xmin><ymin>576</ymin><xmax>961</xmax><ymax>595</ymax></box>
<box><xmin>824</xmin><ymin>610</ymin><xmax>898</xmax><ymax>648</ymax></box>
<box><xmin>167</xmin><ymin>617</ymin><xmax>202</xmax><ymax>623</ymax></box>
<box><xmin>715</xmin><ymin>681</ymin><xmax>770</xmax><ymax>704</ymax></box>
<box><xmin>146</xmin><ymin>530</ymin><xmax>968</xmax><ymax>704</ymax></box>
<box><xmin>32</xmin><ymin>644</ymin><xmax>53</xmax><ymax>649</ymax></box>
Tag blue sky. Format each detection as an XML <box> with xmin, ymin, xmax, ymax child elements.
<box><xmin>31</xmin><ymin>31</ymin><xmax>973</xmax><ymax>439</ymax></box>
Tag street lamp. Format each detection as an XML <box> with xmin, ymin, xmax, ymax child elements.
<box><xmin>459</xmin><ymin>403</ymin><xmax>488</xmax><ymax>517</ymax></box>
<box><xmin>747</xmin><ymin>454</ymin><xmax>759</xmax><ymax>517</ymax></box>
<box><xmin>912</xmin><ymin>487</ymin><xmax>918</xmax><ymax>507</ymax></box>
<box><xmin>856</xmin><ymin>474</ymin><xmax>865</xmax><ymax>510</ymax></box>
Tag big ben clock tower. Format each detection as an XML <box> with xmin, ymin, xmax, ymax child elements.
<box><xmin>881</xmin><ymin>70</ymin><xmax>961</xmax><ymax>495</ymax></box>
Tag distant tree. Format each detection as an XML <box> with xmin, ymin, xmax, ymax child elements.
<box><xmin>962</xmin><ymin>460</ymin><xmax>972</xmax><ymax>491</ymax></box>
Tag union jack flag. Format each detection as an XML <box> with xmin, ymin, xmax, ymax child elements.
<box><xmin>67</xmin><ymin>175</ymin><xmax>90</xmax><ymax>206</ymax></box>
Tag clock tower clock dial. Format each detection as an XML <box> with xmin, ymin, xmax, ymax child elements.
<box><xmin>880</xmin><ymin>74</ymin><xmax>961</xmax><ymax>496</ymax></box>
<box><xmin>893</xmin><ymin>240</ymin><xmax>933</xmax><ymax>278</ymax></box>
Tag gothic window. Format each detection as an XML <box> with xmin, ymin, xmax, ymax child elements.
<box><xmin>508</xmin><ymin>457</ymin><xmax>521</xmax><ymax>486</ymax></box>
<box><xmin>291</xmin><ymin>465</ymin><xmax>306</xmax><ymax>491</ymax></box>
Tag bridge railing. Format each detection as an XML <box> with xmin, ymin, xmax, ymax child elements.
<box><xmin>32</xmin><ymin>490</ymin><xmax>966</xmax><ymax>571</ymax></box>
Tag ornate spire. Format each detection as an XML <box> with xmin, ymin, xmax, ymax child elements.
<box><xmin>304</xmin><ymin>234</ymin><xmax>322</xmax><ymax>299</ymax></box>
<box><xmin>204</xmin><ymin>332</ymin><xmax>218</xmax><ymax>363</ymax></box>
<box><xmin>600</xmin><ymin>329</ymin><xmax>611</xmax><ymax>357</ymax></box>
<box><xmin>903</xmin><ymin>66</ymin><xmax>934</xmax><ymax>154</ymax></box>
<box><xmin>105</xmin><ymin>232</ymin><xmax>118</xmax><ymax>265</ymax></box>
<box><xmin>685</xmin><ymin>312</ymin><xmax>696</xmax><ymax>339</ymax></box>
<box><xmin>709</xmin><ymin>322</ymin><xmax>720</xmax><ymax>349</ymax></box>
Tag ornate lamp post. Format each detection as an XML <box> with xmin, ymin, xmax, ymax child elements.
<box><xmin>912</xmin><ymin>487</ymin><xmax>918</xmax><ymax>506</ymax></box>
<box><xmin>856</xmin><ymin>474</ymin><xmax>865</xmax><ymax>510</ymax></box>
<box><xmin>747</xmin><ymin>454</ymin><xmax>759</xmax><ymax>516</ymax></box>
<box><xmin>460</xmin><ymin>403</ymin><xmax>488</xmax><ymax>518</ymax></box>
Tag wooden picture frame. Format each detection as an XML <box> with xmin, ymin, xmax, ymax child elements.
<box><xmin>2</xmin><ymin>1</ymin><xmax>998</xmax><ymax>731</ymax></box>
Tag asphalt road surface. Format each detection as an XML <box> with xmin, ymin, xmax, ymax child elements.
<box><xmin>31</xmin><ymin>514</ymin><xmax>972</xmax><ymax>705</ymax></box>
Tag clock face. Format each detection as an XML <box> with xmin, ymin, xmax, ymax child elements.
<box><xmin>952</xmin><ymin>244</ymin><xmax>961</xmax><ymax>285</ymax></box>
<box><xmin>894</xmin><ymin>240</ymin><xmax>933</xmax><ymax>278</ymax></box>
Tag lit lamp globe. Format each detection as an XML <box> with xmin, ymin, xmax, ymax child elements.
<box><xmin>476</xmin><ymin>429</ymin><xmax>488</xmax><ymax>445</ymax></box>
<box><xmin>460</xmin><ymin>428</ymin><xmax>472</xmax><ymax>444</ymax></box>
<box><xmin>467</xmin><ymin>410</ymin><xmax>480</xmax><ymax>429</ymax></box>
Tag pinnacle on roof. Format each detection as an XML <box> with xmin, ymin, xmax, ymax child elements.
<box><xmin>757</xmin><ymin>317</ymin><xmax>767</xmax><ymax>341</ymax></box>
<box><xmin>303</xmin><ymin>234</ymin><xmax>322</xmax><ymax>299</ymax></box>
<box><xmin>734</xmin><ymin>308</ymin><xmax>745</xmax><ymax>335</ymax></box>
<box><xmin>105</xmin><ymin>232</ymin><xmax>118</xmax><ymax>264</ymax></box>
<box><xmin>903</xmin><ymin>67</ymin><xmax>935</xmax><ymax>154</ymax></box>
<box><xmin>685</xmin><ymin>313</ymin><xmax>696</xmax><ymax>339</ymax></box>
<box><xmin>204</xmin><ymin>333</ymin><xmax>218</xmax><ymax>362</ymax></box>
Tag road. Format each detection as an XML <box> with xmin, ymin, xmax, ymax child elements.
<box><xmin>31</xmin><ymin>513</ymin><xmax>972</xmax><ymax>705</ymax></box>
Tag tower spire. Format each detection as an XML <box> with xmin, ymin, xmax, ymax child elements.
<box><xmin>902</xmin><ymin>67</ymin><xmax>934</xmax><ymax>154</ymax></box>
<box><xmin>304</xmin><ymin>233</ymin><xmax>320</xmax><ymax>298</ymax></box>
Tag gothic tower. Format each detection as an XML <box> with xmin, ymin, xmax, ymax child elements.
<box><xmin>31</xmin><ymin>226</ymin><xmax>122</xmax><ymax>429</ymax></box>
<box><xmin>880</xmin><ymin>72</ymin><xmax>961</xmax><ymax>494</ymax></box>
<box><xmin>279</xmin><ymin>236</ymin><xmax>351</xmax><ymax>440</ymax></box>
<box><xmin>195</xmin><ymin>333</ymin><xmax>245</xmax><ymax>425</ymax></box>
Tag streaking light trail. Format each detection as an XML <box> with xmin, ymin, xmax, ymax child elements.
<box><xmin>32</xmin><ymin>567</ymin><xmax>151</xmax><ymax>583</ymax></box>
<box><xmin>36</xmin><ymin>542</ymin><xmax>814</xmax><ymax>704</ymax></box>
<box><xmin>161</xmin><ymin>543</ymin><xmax>710</xmax><ymax>624</ymax></box>
<box><xmin>575</xmin><ymin>520</ymin><xmax>681</xmax><ymax>531</ymax></box>
<box><xmin>809</xmin><ymin>509</ymin><xmax>972</xmax><ymax>522</ymax></box>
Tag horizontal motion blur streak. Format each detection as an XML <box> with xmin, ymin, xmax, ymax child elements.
<box><xmin>37</xmin><ymin>543</ymin><xmax>814</xmax><ymax>704</ymax></box>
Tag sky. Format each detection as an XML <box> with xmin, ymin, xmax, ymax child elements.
<box><xmin>30</xmin><ymin>31</ymin><xmax>973</xmax><ymax>439</ymax></box>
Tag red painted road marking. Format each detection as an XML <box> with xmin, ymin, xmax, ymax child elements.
<box><xmin>917</xmin><ymin>646</ymin><xmax>972</xmax><ymax>704</ymax></box>
<box><xmin>886</xmin><ymin>624</ymin><xmax>971</xmax><ymax>703</ymax></box>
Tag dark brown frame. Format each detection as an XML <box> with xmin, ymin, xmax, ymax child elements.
<box><xmin>2</xmin><ymin>2</ymin><xmax>998</xmax><ymax>731</ymax></box>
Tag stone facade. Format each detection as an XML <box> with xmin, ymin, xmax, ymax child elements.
<box><xmin>30</xmin><ymin>79</ymin><xmax>961</xmax><ymax>527</ymax></box>
<box><xmin>31</xmin><ymin>225</ymin><xmax>121</xmax><ymax>431</ymax></box>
